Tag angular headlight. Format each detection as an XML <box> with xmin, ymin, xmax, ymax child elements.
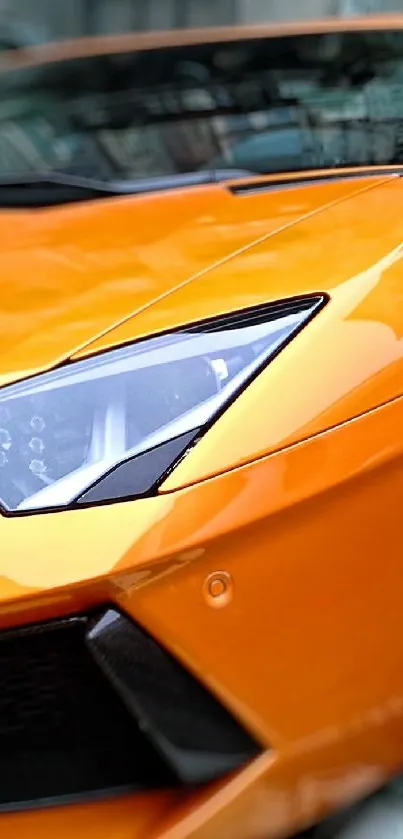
<box><xmin>0</xmin><ymin>296</ymin><xmax>325</xmax><ymax>514</ymax></box>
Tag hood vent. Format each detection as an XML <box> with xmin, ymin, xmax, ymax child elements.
<box><xmin>228</xmin><ymin>168</ymin><xmax>402</xmax><ymax>197</ymax></box>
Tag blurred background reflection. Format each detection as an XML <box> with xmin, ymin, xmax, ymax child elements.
<box><xmin>0</xmin><ymin>2</ymin><xmax>401</xmax><ymax>178</ymax></box>
<box><xmin>0</xmin><ymin>1</ymin><xmax>400</xmax><ymax>44</ymax></box>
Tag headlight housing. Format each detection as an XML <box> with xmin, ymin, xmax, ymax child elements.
<box><xmin>0</xmin><ymin>295</ymin><xmax>325</xmax><ymax>514</ymax></box>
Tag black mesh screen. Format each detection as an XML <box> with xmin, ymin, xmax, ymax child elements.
<box><xmin>0</xmin><ymin>607</ymin><xmax>261</xmax><ymax>810</ymax></box>
<box><xmin>0</xmin><ymin>615</ymin><xmax>173</xmax><ymax>810</ymax></box>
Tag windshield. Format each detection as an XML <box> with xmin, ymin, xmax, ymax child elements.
<box><xmin>0</xmin><ymin>5</ymin><xmax>403</xmax><ymax>184</ymax></box>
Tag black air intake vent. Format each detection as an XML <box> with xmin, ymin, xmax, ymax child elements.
<box><xmin>0</xmin><ymin>608</ymin><xmax>260</xmax><ymax>810</ymax></box>
<box><xmin>87</xmin><ymin>609</ymin><xmax>260</xmax><ymax>785</ymax></box>
<box><xmin>0</xmin><ymin>615</ymin><xmax>174</xmax><ymax>811</ymax></box>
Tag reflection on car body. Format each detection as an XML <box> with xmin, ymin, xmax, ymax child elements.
<box><xmin>1</xmin><ymin>13</ymin><xmax>403</xmax><ymax>839</ymax></box>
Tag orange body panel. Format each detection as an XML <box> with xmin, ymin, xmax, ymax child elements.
<box><xmin>0</xmin><ymin>395</ymin><xmax>403</xmax><ymax>838</ymax></box>
<box><xmin>2</xmin><ymin>15</ymin><xmax>403</xmax><ymax>839</ymax></box>
<box><xmin>0</xmin><ymin>174</ymin><xmax>388</xmax><ymax>385</ymax></box>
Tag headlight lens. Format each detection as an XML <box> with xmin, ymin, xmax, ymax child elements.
<box><xmin>0</xmin><ymin>296</ymin><xmax>325</xmax><ymax>513</ymax></box>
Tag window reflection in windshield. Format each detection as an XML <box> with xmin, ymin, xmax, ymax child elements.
<box><xmin>0</xmin><ymin>19</ymin><xmax>403</xmax><ymax>182</ymax></box>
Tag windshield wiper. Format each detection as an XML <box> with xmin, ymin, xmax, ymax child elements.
<box><xmin>0</xmin><ymin>169</ymin><xmax>254</xmax><ymax>208</ymax></box>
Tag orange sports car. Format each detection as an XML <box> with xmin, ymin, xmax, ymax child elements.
<box><xmin>2</xmin><ymin>14</ymin><xmax>403</xmax><ymax>839</ymax></box>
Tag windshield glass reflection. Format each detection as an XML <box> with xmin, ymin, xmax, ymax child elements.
<box><xmin>0</xmin><ymin>3</ymin><xmax>401</xmax><ymax>185</ymax></box>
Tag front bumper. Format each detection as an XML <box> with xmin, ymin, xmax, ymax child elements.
<box><xmin>1</xmin><ymin>395</ymin><xmax>403</xmax><ymax>839</ymax></box>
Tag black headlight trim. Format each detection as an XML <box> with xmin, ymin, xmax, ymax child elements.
<box><xmin>75</xmin><ymin>430</ymin><xmax>198</xmax><ymax>506</ymax></box>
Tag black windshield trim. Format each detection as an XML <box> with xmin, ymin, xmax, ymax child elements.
<box><xmin>0</xmin><ymin>167</ymin><xmax>400</xmax><ymax>209</ymax></box>
<box><xmin>0</xmin><ymin>169</ymin><xmax>254</xmax><ymax>208</ymax></box>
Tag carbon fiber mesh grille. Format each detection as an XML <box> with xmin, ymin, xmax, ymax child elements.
<box><xmin>0</xmin><ymin>615</ymin><xmax>173</xmax><ymax>810</ymax></box>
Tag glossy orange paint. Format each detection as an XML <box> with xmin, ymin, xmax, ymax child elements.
<box><xmin>0</xmin><ymin>173</ymin><xmax>389</xmax><ymax>387</ymax></box>
<box><xmin>160</xmin><ymin>175</ymin><xmax>403</xmax><ymax>485</ymax></box>
<box><xmin>1</xmin><ymin>393</ymin><xmax>403</xmax><ymax>837</ymax></box>
<box><xmin>2</xmin><ymin>16</ymin><xmax>403</xmax><ymax>839</ymax></box>
<box><xmin>0</xmin><ymin>792</ymin><xmax>183</xmax><ymax>839</ymax></box>
<box><xmin>77</xmin><ymin>174</ymin><xmax>403</xmax><ymax>485</ymax></box>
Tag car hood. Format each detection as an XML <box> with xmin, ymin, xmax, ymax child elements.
<box><xmin>0</xmin><ymin>172</ymin><xmax>394</xmax><ymax>387</ymax></box>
